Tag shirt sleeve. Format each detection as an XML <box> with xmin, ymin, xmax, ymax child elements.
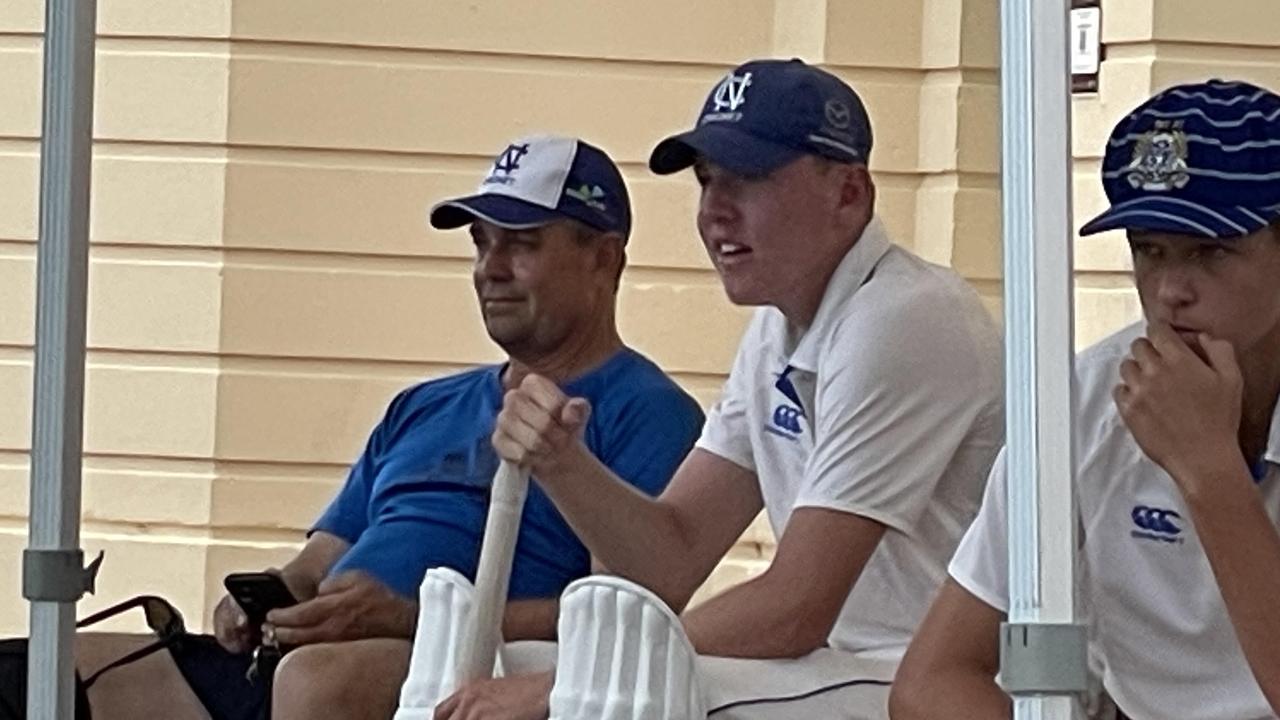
<box><xmin>695</xmin><ymin>311</ymin><xmax>763</xmax><ymax>472</ymax></box>
<box><xmin>795</xmin><ymin>298</ymin><xmax>1000</xmax><ymax>533</ymax></box>
<box><xmin>948</xmin><ymin>448</ymin><xmax>1010</xmax><ymax>612</ymax></box>
<box><xmin>310</xmin><ymin>389</ymin><xmax>407</xmax><ymax>542</ymax></box>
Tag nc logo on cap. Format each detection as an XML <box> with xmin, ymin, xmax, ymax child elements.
<box><xmin>484</xmin><ymin>143</ymin><xmax>530</xmax><ymax>186</ymax></box>
<box><xmin>703</xmin><ymin>72</ymin><xmax>753</xmax><ymax>124</ymax></box>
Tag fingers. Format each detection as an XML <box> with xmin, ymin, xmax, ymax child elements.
<box><xmin>433</xmin><ymin>692</ymin><xmax>459</xmax><ymax>719</ymax></box>
<box><xmin>213</xmin><ymin>595</ymin><xmax>253</xmax><ymax>653</ymax></box>
<box><xmin>519</xmin><ymin>374</ymin><xmax>568</xmax><ymax>413</ymax></box>
<box><xmin>1145</xmin><ymin>321</ymin><xmax>1184</xmax><ymax>358</ymax></box>
<box><xmin>493</xmin><ymin>374</ymin><xmax>589</xmax><ymax>465</ymax></box>
<box><xmin>1200</xmin><ymin>333</ymin><xmax>1241</xmax><ymax>380</ymax></box>
<box><xmin>1129</xmin><ymin>337</ymin><xmax>1160</xmax><ymax>369</ymax></box>
<box><xmin>267</xmin><ymin>592</ymin><xmax>338</xmax><ymax>629</ymax></box>
<box><xmin>561</xmin><ymin>397</ymin><xmax>592</xmax><ymax>431</ymax></box>
<box><xmin>1118</xmin><ymin>357</ymin><xmax>1142</xmax><ymax>389</ymax></box>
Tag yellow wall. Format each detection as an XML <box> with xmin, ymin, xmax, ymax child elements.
<box><xmin>2</xmin><ymin>0</ymin><xmax>1276</xmax><ymax>635</ymax></box>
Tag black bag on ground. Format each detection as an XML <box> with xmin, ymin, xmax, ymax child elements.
<box><xmin>0</xmin><ymin>595</ymin><xmax>186</xmax><ymax>720</ymax></box>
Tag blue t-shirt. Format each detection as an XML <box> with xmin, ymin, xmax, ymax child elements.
<box><xmin>313</xmin><ymin>348</ymin><xmax>704</xmax><ymax>599</ymax></box>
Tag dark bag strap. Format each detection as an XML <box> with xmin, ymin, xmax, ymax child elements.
<box><xmin>76</xmin><ymin>596</ymin><xmax>187</xmax><ymax>690</ymax></box>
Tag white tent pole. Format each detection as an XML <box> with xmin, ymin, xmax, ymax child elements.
<box><xmin>999</xmin><ymin>0</ymin><xmax>1087</xmax><ymax>717</ymax></box>
<box><xmin>25</xmin><ymin>0</ymin><xmax>99</xmax><ymax>717</ymax></box>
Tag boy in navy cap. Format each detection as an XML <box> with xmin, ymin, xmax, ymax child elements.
<box><xmin>443</xmin><ymin>59</ymin><xmax>1004</xmax><ymax>719</ymax></box>
<box><xmin>893</xmin><ymin>79</ymin><xmax>1280</xmax><ymax>720</ymax></box>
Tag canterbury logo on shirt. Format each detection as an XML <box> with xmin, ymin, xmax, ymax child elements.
<box><xmin>1130</xmin><ymin>504</ymin><xmax>1184</xmax><ymax>544</ymax></box>
<box><xmin>771</xmin><ymin>404</ymin><xmax>804</xmax><ymax>435</ymax></box>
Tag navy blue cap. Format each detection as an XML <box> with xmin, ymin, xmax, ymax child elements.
<box><xmin>430</xmin><ymin>135</ymin><xmax>632</xmax><ymax>241</ymax></box>
<box><xmin>1081</xmin><ymin>79</ymin><xmax>1280</xmax><ymax>239</ymax></box>
<box><xmin>649</xmin><ymin>58</ymin><xmax>873</xmax><ymax>177</ymax></box>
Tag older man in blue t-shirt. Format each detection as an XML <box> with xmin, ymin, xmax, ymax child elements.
<box><xmin>87</xmin><ymin>135</ymin><xmax>702</xmax><ymax>720</ymax></box>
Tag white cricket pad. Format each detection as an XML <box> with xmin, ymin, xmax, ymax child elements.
<box><xmin>395</xmin><ymin>567</ymin><xmax>507</xmax><ymax>719</ymax></box>
<box><xmin>550</xmin><ymin>576</ymin><xmax>707</xmax><ymax>720</ymax></box>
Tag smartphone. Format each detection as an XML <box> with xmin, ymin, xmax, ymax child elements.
<box><xmin>223</xmin><ymin>572</ymin><xmax>298</xmax><ymax>626</ymax></box>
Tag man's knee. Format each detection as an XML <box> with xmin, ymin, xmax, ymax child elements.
<box><xmin>273</xmin><ymin>643</ymin><xmax>346</xmax><ymax>713</ymax></box>
<box><xmin>272</xmin><ymin>639</ymin><xmax>411</xmax><ymax>720</ymax></box>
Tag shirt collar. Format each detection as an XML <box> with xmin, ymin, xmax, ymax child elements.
<box><xmin>787</xmin><ymin>216</ymin><xmax>893</xmax><ymax>373</ymax></box>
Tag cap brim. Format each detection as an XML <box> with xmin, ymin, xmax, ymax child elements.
<box><xmin>429</xmin><ymin>194</ymin><xmax>562</xmax><ymax>230</ymax></box>
<box><xmin>1079</xmin><ymin>196</ymin><xmax>1275</xmax><ymax>239</ymax></box>
<box><xmin>648</xmin><ymin>124</ymin><xmax>803</xmax><ymax>177</ymax></box>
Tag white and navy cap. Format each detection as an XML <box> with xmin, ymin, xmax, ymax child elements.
<box><xmin>1081</xmin><ymin>79</ymin><xmax>1280</xmax><ymax>238</ymax></box>
<box><xmin>649</xmin><ymin>58</ymin><xmax>872</xmax><ymax>177</ymax></box>
<box><xmin>430</xmin><ymin>134</ymin><xmax>632</xmax><ymax>241</ymax></box>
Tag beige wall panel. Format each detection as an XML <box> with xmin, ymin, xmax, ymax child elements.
<box><xmin>1073</xmin><ymin>163</ymin><xmax>1135</xmax><ymax>274</ymax></box>
<box><xmin>0</xmin><ymin>360</ymin><xmax>32</xmax><ymax>450</ymax></box>
<box><xmin>951</xmin><ymin>183</ymin><xmax>1002</xmax><ymax>280</ymax></box>
<box><xmin>873</xmin><ymin>176</ymin><xmax>921</xmax><ymax>251</ymax></box>
<box><xmin>219</xmin><ymin>261</ymin><xmax>500</xmax><ymax>364</ymax></box>
<box><xmin>221</xmin><ymin>157</ymin><xmax>715</xmax><ymax>271</ymax></box>
<box><xmin>0</xmin><ymin>457</ymin><xmax>28</xmax><ymax>518</ymax></box>
<box><xmin>1077</xmin><ymin>231</ymin><xmax>1132</xmax><ymax>274</ymax></box>
<box><xmin>226</xmin><ymin>52</ymin><xmax>933</xmax><ymax>176</ymax></box>
<box><xmin>1100</xmin><ymin>0</ymin><xmax>1155</xmax><ymax>42</ymax></box>
<box><xmin>99</xmin><ymin>0</ymin><xmax>232</xmax><ymax>39</ymax></box>
<box><xmin>214</xmin><ymin>370</ymin><xmax>408</xmax><ymax>464</ymax></box>
<box><xmin>617</xmin><ymin>280</ymin><xmax>753</xmax><ymax>376</ymax></box>
<box><xmin>1075</xmin><ymin>284</ymin><xmax>1140</xmax><ymax>350</ymax></box>
<box><xmin>93</xmin><ymin>152</ymin><xmax>228</xmax><ymax>247</ymax></box>
<box><xmin>1151</xmin><ymin>2</ymin><xmax>1280</xmax><ymax>47</ymax></box>
<box><xmin>0</xmin><ymin>1</ymin><xmax>41</xmax><ymax>32</ymax></box>
<box><xmin>73</xmin><ymin>535</ymin><xmax>211</xmax><ymax>632</ymax></box>
<box><xmin>770</xmin><ymin>0</ymin><xmax>831</xmax><ymax>61</ymax></box>
<box><xmin>96</xmin><ymin>41</ymin><xmax>230</xmax><ymax>143</ymax></box>
<box><xmin>955</xmin><ymin>79</ymin><xmax>1000</xmax><ymax>173</ymax></box>
<box><xmin>628</xmin><ymin>175</ymin><xmax>715</xmax><ymax>271</ymax></box>
<box><xmin>0</xmin><ymin>45</ymin><xmax>40</xmax><ymax>138</ymax></box>
<box><xmin>917</xmin><ymin>79</ymin><xmax>961</xmax><ymax>173</ymax></box>
<box><xmin>1</xmin><ymin>357</ymin><xmax>220</xmax><ymax>459</ymax></box>
<box><xmin>823</xmin><ymin>0</ymin><xmax>923</xmax><ymax>68</ymax></box>
<box><xmin>1150</xmin><ymin>55</ymin><xmax>1280</xmax><ymax>96</ymax></box>
<box><xmin>915</xmin><ymin>74</ymin><xmax>1001</xmax><ymax>175</ymax></box>
<box><xmin>83</xmin><ymin>462</ymin><xmax>215</xmax><ymax>527</ymax></box>
<box><xmin>0</xmin><ymin>254</ymin><xmax>35</xmax><ymax>346</ymax></box>
<box><xmin>84</xmin><ymin>364</ymin><xmax>219</xmax><ymax>458</ymax></box>
<box><xmin>210</xmin><ymin>473</ymin><xmax>343</xmax><ymax>531</ymax></box>
<box><xmin>958</xmin><ymin>0</ymin><xmax>999</xmax><ymax>69</ymax></box>
<box><xmin>0</xmin><ymin>149</ymin><xmax>38</xmax><ymax>241</ymax></box>
<box><xmin>918</xmin><ymin>0</ymin><xmax>999</xmax><ymax>69</ymax></box>
<box><xmin>88</xmin><ymin>255</ymin><xmax>224</xmax><ymax>352</ymax></box>
<box><xmin>1072</xmin><ymin>58</ymin><xmax>1160</xmax><ymax>160</ymax></box>
<box><xmin>919</xmin><ymin>0</ymin><xmax>963</xmax><ymax>68</ymax></box>
<box><xmin>0</xmin><ymin>531</ymin><xmax>30</xmax><ymax>635</ymax></box>
<box><xmin>224</xmin><ymin>156</ymin><xmax>475</xmax><ymax>258</ymax></box>
<box><xmin>230</xmin><ymin>0</ymin><xmax>773</xmax><ymax>63</ymax></box>
<box><xmin>911</xmin><ymin>177</ymin><xmax>1001</xmax><ymax>277</ymax></box>
<box><xmin>224</xmin><ymin>51</ymin><xmax>723</xmax><ymax>162</ymax></box>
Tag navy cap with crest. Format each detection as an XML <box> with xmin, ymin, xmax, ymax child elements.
<box><xmin>1081</xmin><ymin>79</ymin><xmax>1280</xmax><ymax>239</ymax></box>
<box><xmin>649</xmin><ymin>58</ymin><xmax>873</xmax><ymax>177</ymax></box>
<box><xmin>430</xmin><ymin>134</ymin><xmax>632</xmax><ymax>241</ymax></box>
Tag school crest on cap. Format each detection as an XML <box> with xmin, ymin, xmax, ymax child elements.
<box><xmin>702</xmin><ymin>72</ymin><xmax>753</xmax><ymax>124</ymax></box>
<box><xmin>1125</xmin><ymin>121</ymin><xmax>1190</xmax><ymax>192</ymax></box>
